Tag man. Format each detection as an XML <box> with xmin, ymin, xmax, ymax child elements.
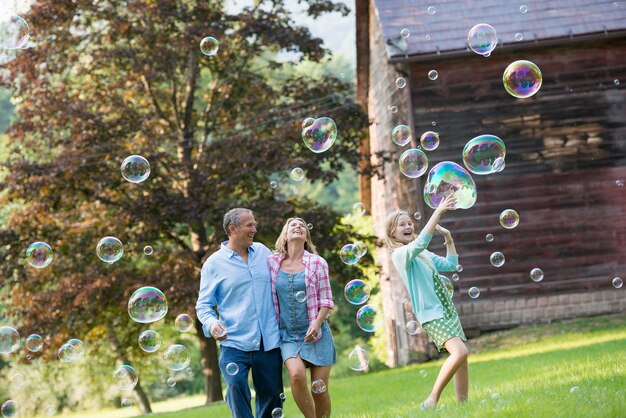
<box><xmin>196</xmin><ymin>208</ymin><xmax>283</xmax><ymax>418</ymax></box>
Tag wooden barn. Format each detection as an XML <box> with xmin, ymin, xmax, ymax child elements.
<box><xmin>355</xmin><ymin>0</ymin><xmax>626</xmax><ymax>366</ymax></box>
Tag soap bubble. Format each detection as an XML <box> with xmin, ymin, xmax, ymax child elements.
<box><xmin>9</xmin><ymin>373</ymin><xmax>24</xmax><ymax>389</ymax></box>
<box><xmin>121</xmin><ymin>155</ymin><xmax>150</xmax><ymax>183</ymax></box>
<box><xmin>290</xmin><ymin>167</ymin><xmax>305</xmax><ymax>182</ymax></box>
<box><xmin>428</xmin><ymin>70</ymin><xmax>438</xmax><ymax>80</ymax></box>
<box><xmin>499</xmin><ymin>209</ymin><xmax>520</xmax><ymax>229</ymax></box>
<box><xmin>399</xmin><ymin>148</ymin><xmax>428</xmax><ymax>178</ymax></box>
<box><xmin>613</xmin><ymin>277</ymin><xmax>623</xmax><ymax>288</ymax></box>
<box><xmin>530</xmin><ymin>268</ymin><xmax>544</xmax><ymax>282</ymax></box>
<box><xmin>493</xmin><ymin>157</ymin><xmax>505</xmax><ymax>172</ymax></box>
<box><xmin>353</xmin><ymin>201</ymin><xmax>366</xmax><ymax>216</ymax></box>
<box><xmin>44</xmin><ymin>404</ymin><xmax>56</xmax><ymax>415</ymax></box>
<box><xmin>128</xmin><ymin>286</ymin><xmax>168</xmax><ymax>324</ymax></box>
<box><xmin>457</xmin><ymin>264</ymin><xmax>464</xmax><ymax>272</ymax></box>
<box><xmin>503</xmin><ymin>60</ymin><xmax>542</xmax><ymax>98</ymax></box>
<box><xmin>400</xmin><ymin>28</ymin><xmax>410</xmax><ymax>39</ymax></box>
<box><xmin>138</xmin><ymin>330</ymin><xmax>161</xmax><ymax>353</ymax></box>
<box><xmin>164</xmin><ymin>344</ymin><xmax>191</xmax><ymax>371</ymax></box>
<box><xmin>406</xmin><ymin>320</ymin><xmax>421</xmax><ymax>335</ymax></box>
<box><xmin>113</xmin><ymin>365</ymin><xmax>138</xmax><ymax>391</ymax></box>
<box><xmin>143</xmin><ymin>245</ymin><xmax>153</xmax><ymax>255</ymax></box>
<box><xmin>616</xmin><ymin>180</ymin><xmax>624</xmax><ymax>187</ymax></box>
<box><xmin>0</xmin><ymin>326</ymin><xmax>20</xmax><ymax>354</ymax></box>
<box><xmin>570</xmin><ymin>386</ymin><xmax>580</xmax><ymax>393</ymax></box>
<box><xmin>490</xmin><ymin>252</ymin><xmax>505</xmax><ymax>267</ymax></box>
<box><xmin>390</xmin><ymin>105</ymin><xmax>398</xmax><ymax>113</ymax></box>
<box><xmin>420</xmin><ymin>131</ymin><xmax>440</xmax><ymax>151</ymax></box>
<box><xmin>301</xmin><ymin>117</ymin><xmax>337</xmax><ymax>153</ymax></box>
<box><xmin>58</xmin><ymin>342</ymin><xmax>82</xmax><ymax>363</ymax></box>
<box><xmin>312</xmin><ymin>379</ymin><xmax>327</xmax><ymax>394</ymax></box>
<box><xmin>270</xmin><ymin>180</ymin><xmax>278</xmax><ymax>189</ymax></box>
<box><xmin>344</xmin><ymin>279</ymin><xmax>371</xmax><ymax>305</ymax></box>
<box><xmin>486</xmin><ymin>233</ymin><xmax>494</xmax><ymax>242</ymax></box>
<box><xmin>468</xmin><ymin>287</ymin><xmax>480</xmax><ymax>298</ymax></box>
<box><xmin>339</xmin><ymin>244</ymin><xmax>359</xmax><ymax>265</ymax></box>
<box><xmin>420</xmin><ymin>370</ymin><xmax>428</xmax><ymax>378</ymax></box>
<box><xmin>25</xmin><ymin>334</ymin><xmax>43</xmax><ymax>352</ymax></box>
<box><xmin>66</xmin><ymin>339</ymin><xmax>85</xmax><ymax>359</ymax></box>
<box><xmin>1</xmin><ymin>400</ymin><xmax>18</xmax><ymax>418</ymax></box>
<box><xmin>353</xmin><ymin>241</ymin><xmax>368</xmax><ymax>258</ymax></box>
<box><xmin>185</xmin><ymin>367</ymin><xmax>193</xmax><ymax>376</ymax></box>
<box><xmin>307</xmin><ymin>223</ymin><xmax>313</xmax><ymax>230</ymax></box>
<box><xmin>392</xmin><ymin>124</ymin><xmax>412</xmax><ymax>146</ymax></box>
<box><xmin>225</xmin><ymin>362</ymin><xmax>239</xmax><ymax>376</ymax></box>
<box><xmin>356</xmin><ymin>305</ymin><xmax>377</xmax><ymax>332</ymax></box>
<box><xmin>462</xmin><ymin>134</ymin><xmax>506</xmax><ymax>175</ymax></box>
<box><xmin>452</xmin><ymin>273</ymin><xmax>460</xmax><ymax>281</ymax></box>
<box><xmin>175</xmin><ymin>314</ymin><xmax>194</xmax><ymax>332</ymax></box>
<box><xmin>396</xmin><ymin>77</ymin><xmax>407</xmax><ymax>89</ymax></box>
<box><xmin>26</xmin><ymin>241</ymin><xmax>54</xmax><ymax>268</ymax></box>
<box><xmin>348</xmin><ymin>346</ymin><xmax>369</xmax><ymax>371</ymax></box>
<box><xmin>423</xmin><ymin>161</ymin><xmax>477</xmax><ymax>209</ymax></box>
<box><xmin>427</xmin><ymin>6</ymin><xmax>437</xmax><ymax>15</ymax></box>
<box><xmin>271</xmin><ymin>408</ymin><xmax>284</xmax><ymax>418</ymax></box>
<box><xmin>199</xmin><ymin>36</ymin><xmax>219</xmax><ymax>56</ymax></box>
<box><xmin>440</xmin><ymin>275</ymin><xmax>454</xmax><ymax>296</ymax></box>
<box><xmin>166</xmin><ymin>377</ymin><xmax>176</xmax><ymax>387</ymax></box>
<box><xmin>520</xmin><ymin>4</ymin><xmax>528</xmax><ymax>13</ymax></box>
<box><xmin>96</xmin><ymin>236</ymin><xmax>124</xmax><ymax>264</ymax></box>
<box><xmin>414</xmin><ymin>211</ymin><xmax>422</xmax><ymax>220</ymax></box>
<box><xmin>295</xmin><ymin>290</ymin><xmax>307</xmax><ymax>303</ymax></box>
<box><xmin>0</xmin><ymin>15</ymin><xmax>30</xmax><ymax>50</ymax></box>
<box><xmin>515</xmin><ymin>32</ymin><xmax>524</xmax><ymax>41</ymax></box>
<box><xmin>120</xmin><ymin>398</ymin><xmax>132</xmax><ymax>408</ymax></box>
<box><xmin>468</xmin><ymin>23</ymin><xmax>498</xmax><ymax>55</ymax></box>
<box><xmin>302</xmin><ymin>117</ymin><xmax>315</xmax><ymax>129</ymax></box>
<box><xmin>615</xmin><ymin>79</ymin><xmax>620</xmax><ymax>86</ymax></box>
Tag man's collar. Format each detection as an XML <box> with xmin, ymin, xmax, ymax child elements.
<box><xmin>221</xmin><ymin>241</ymin><xmax>255</xmax><ymax>258</ymax></box>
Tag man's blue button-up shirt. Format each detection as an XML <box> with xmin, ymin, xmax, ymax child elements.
<box><xmin>195</xmin><ymin>241</ymin><xmax>280</xmax><ymax>352</ymax></box>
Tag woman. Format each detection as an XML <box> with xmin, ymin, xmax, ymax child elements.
<box><xmin>268</xmin><ymin>217</ymin><xmax>336</xmax><ymax>418</ymax></box>
<box><xmin>385</xmin><ymin>194</ymin><xmax>469</xmax><ymax>409</ymax></box>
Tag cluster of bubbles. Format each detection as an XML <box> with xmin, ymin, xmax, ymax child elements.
<box><xmin>344</xmin><ymin>279</ymin><xmax>371</xmax><ymax>305</ymax></box>
<box><xmin>128</xmin><ymin>286</ymin><xmax>169</xmax><ymax>323</ymax></box>
<box><xmin>164</xmin><ymin>344</ymin><xmax>191</xmax><ymax>371</ymax></box>
<box><xmin>113</xmin><ymin>365</ymin><xmax>138</xmax><ymax>391</ymax></box>
<box><xmin>26</xmin><ymin>241</ymin><xmax>53</xmax><ymax>268</ymax></box>
<box><xmin>96</xmin><ymin>236</ymin><xmax>124</xmax><ymax>264</ymax></box>
<box><xmin>339</xmin><ymin>241</ymin><xmax>368</xmax><ymax>265</ymax></box>
<box><xmin>399</xmin><ymin>148</ymin><xmax>428</xmax><ymax>178</ymax></box>
<box><xmin>423</xmin><ymin>161</ymin><xmax>477</xmax><ymax>209</ymax></box>
<box><xmin>200</xmin><ymin>36</ymin><xmax>219</xmax><ymax>56</ymax></box>
<box><xmin>138</xmin><ymin>329</ymin><xmax>162</xmax><ymax>353</ymax></box>
<box><xmin>301</xmin><ymin>117</ymin><xmax>337</xmax><ymax>153</ymax></box>
<box><xmin>174</xmin><ymin>314</ymin><xmax>194</xmax><ymax>332</ymax></box>
<box><xmin>121</xmin><ymin>155</ymin><xmax>150</xmax><ymax>183</ymax></box>
<box><xmin>58</xmin><ymin>339</ymin><xmax>85</xmax><ymax>363</ymax></box>
<box><xmin>420</xmin><ymin>131</ymin><xmax>440</xmax><ymax>151</ymax></box>
<box><xmin>355</xmin><ymin>305</ymin><xmax>377</xmax><ymax>332</ymax></box>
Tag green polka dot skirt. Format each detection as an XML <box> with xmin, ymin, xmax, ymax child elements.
<box><xmin>421</xmin><ymin>270</ymin><xmax>467</xmax><ymax>352</ymax></box>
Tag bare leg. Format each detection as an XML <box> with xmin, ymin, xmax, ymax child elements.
<box><xmin>422</xmin><ymin>337</ymin><xmax>468</xmax><ymax>408</ymax></box>
<box><xmin>310</xmin><ymin>365</ymin><xmax>332</xmax><ymax>418</ymax></box>
<box><xmin>285</xmin><ymin>357</ymin><xmax>315</xmax><ymax>418</ymax></box>
<box><xmin>454</xmin><ymin>357</ymin><xmax>469</xmax><ymax>402</ymax></box>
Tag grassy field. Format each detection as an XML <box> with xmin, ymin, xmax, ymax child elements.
<box><xmin>59</xmin><ymin>314</ymin><xmax>626</xmax><ymax>418</ymax></box>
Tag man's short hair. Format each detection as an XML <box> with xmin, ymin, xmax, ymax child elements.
<box><xmin>223</xmin><ymin>208</ymin><xmax>253</xmax><ymax>236</ymax></box>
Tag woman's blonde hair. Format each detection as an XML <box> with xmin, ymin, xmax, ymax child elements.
<box><xmin>384</xmin><ymin>210</ymin><xmax>434</xmax><ymax>267</ymax></box>
<box><xmin>274</xmin><ymin>217</ymin><xmax>318</xmax><ymax>256</ymax></box>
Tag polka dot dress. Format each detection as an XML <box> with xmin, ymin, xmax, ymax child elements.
<box><xmin>421</xmin><ymin>269</ymin><xmax>467</xmax><ymax>352</ymax></box>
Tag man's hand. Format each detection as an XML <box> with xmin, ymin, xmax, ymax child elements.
<box><xmin>210</xmin><ymin>322</ymin><xmax>228</xmax><ymax>341</ymax></box>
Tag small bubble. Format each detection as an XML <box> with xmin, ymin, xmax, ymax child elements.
<box><xmin>390</xmin><ymin>105</ymin><xmax>398</xmax><ymax>113</ymax></box>
<box><xmin>617</xmin><ymin>180</ymin><xmax>624</xmax><ymax>187</ymax></box>
<box><xmin>428</xmin><ymin>70</ymin><xmax>438</xmax><ymax>80</ymax></box>
<box><xmin>520</xmin><ymin>4</ymin><xmax>528</xmax><ymax>13</ymax></box>
<box><xmin>400</xmin><ymin>28</ymin><xmax>410</xmax><ymax>39</ymax></box>
<box><xmin>420</xmin><ymin>370</ymin><xmax>428</xmax><ymax>377</ymax></box>
<box><xmin>614</xmin><ymin>2</ymin><xmax>620</xmax><ymax>8</ymax></box>
<box><xmin>413</xmin><ymin>211</ymin><xmax>421</xmax><ymax>220</ymax></box>
<box><xmin>456</xmin><ymin>264</ymin><xmax>463</xmax><ymax>272</ymax></box>
<box><xmin>614</xmin><ymin>79</ymin><xmax>620</xmax><ymax>86</ymax></box>
<box><xmin>270</xmin><ymin>180</ymin><xmax>278</xmax><ymax>189</ymax></box>
<box><xmin>452</xmin><ymin>273</ymin><xmax>459</xmax><ymax>281</ymax></box>
<box><xmin>396</xmin><ymin>77</ymin><xmax>407</xmax><ymax>89</ymax></box>
<box><xmin>307</xmin><ymin>223</ymin><xmax>313</xmax><ymax>230</ymax></box>
<box><xmin>166</xmin><ymin>377</ymin><xmax>176</xmax><ymax>387</ymax></box>
<box><xmin>425</xmin><ymin>34</ymin><xmax>431</xmax><ymax>40</ymax></box>
<box><xmin>570</xmin><ymin>386</ymin><xmax>580</xmax><ymax>393</ymax></box>
<box><xmin>431</xmin><ymin>121</ymin><xmax>436</xmax><ymax>126</ymax></box>
<box><xmin>427</xmin><ymin>6</ymin><xmax>437</xmax><ymax>15</ymax></box>
<box><xmin>515</xmin><ymin>32</ymin><xmax>524</xmax><ymax>41</ymax></box>
<box><xmin>143</xmin><ymin>245</ymin><xmax>153</xmax><ymax>255</ymax></box>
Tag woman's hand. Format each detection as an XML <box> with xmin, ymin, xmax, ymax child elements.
<box><xmin>304</xmin><ymin>321</ymin><xmax>322</xmax><ymax>343</ymax></box>
<box><xmin>435</xmin><ymin>224</ymin><xmax>452</xmax><ymax>240</ymax></box>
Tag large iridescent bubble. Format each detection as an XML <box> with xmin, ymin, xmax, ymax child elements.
<box><xmin>0</xmin><ymin>326</ymin><xmax>20</xmax><ymax>354</ymax></box>
<box><xmin>339</xmin><ymin>244</ymin><xmax>359</xmax><ymax>265</ymax></box>
<box><xmin>399</xmin><ymin>148</ymin><xmax>428</xmax><ymax>178</ymax></box>
<box><xmin>355</xmin><ymin>305</ymin><xmax>377</xmax><ymax>332</ymax></box>
<box><xmin>347</xmin><ymin>346</ymin><xmax>369</xmax><ymax>371</ymax></box>
<box><xmin>25</xmin><ymin>334</ymin><xmax>43</xmax><ymax>352</ymax></box>
<box><xmin>113</xmin><ymin>365</ymin><xmax>138</xmax><ymax>391</ymax></box>
<box><xmin>175</xmin><ymin>314</ymin><xmax>194</xmax><ymax>332</ymax></box>
<box><xmin>26</xmin><ymin>241</ymin><xmax>54</xmax><ymax>268</ymax></box>
<box><xmin>420</xmin><ymin>131</ymin><xmax>440</xmax><ymax>151</ymax></box>
<box><xmin>391</xmin><ymin>125</ymin><xmax>411</xmax><ymax>146</ymax></box>
<box><xmin>503</xmin><ymin>60</ymin><xmax>542</xmax><ymax>98</ymax></box>
<box><xmin>96</xmin><ymin>236</ymin><xmax>124</xmax><ymax>264</ymax></box>
<box><xmin>344</xmin><ymin>279</ymin><xmax>371</xmax><ymax>305</ymax></box>
<box><xmin>199</xmin><ymin>36</ymin><xmax>219</xmax><ymax>56</ymax></box>
<box><xmin>1</xmin><ymin>400</ymin><xmax>18</xmax><ymax>418</ymax></box>
<box><xmin>499</xmin><ymin>209</ymin><xmax>520</xmax><ymax>229</ymax></box>
<box><xmin>423</xmin><ymin>161</ymin><xmax>477</xmax><ymax>209</ymax></box>
<box><xmin>301</xmin><ymin>117</ymin><xmax>337</xmax><ymax>153</ymax></box>
<box><xmin>138</xmin><ymin>330</ymin><xmax>161</xmax><ymax>353</ymax></box>
<box><xmin>462</xmin><ymin>135</ymin><xmax>506</xmax><ymax>175</ymax></box>
<box><xmin>468</xmin><ymin>23</ymin><xmax>497</xmax><ymax>55</ymax></box>
<box><xmin>121</xmin><ymin>155</ymin><xmax>150</xmax><ymax>183</ymax></box>
<box><xmin>164</xmin><ymin>344</ymin><xmax>191</xmax><ymax>371</ymax></box>
<box><xmin>0</xmin><ymin>15</ymin><xmax>30</xmax><ymax>50</ymax></box>
<box><xmin>128</xmin><ymin>286</ymin><xmax>168</xmax><ymax>324</ymax></box>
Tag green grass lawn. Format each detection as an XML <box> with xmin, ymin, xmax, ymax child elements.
<box><xmin>62</xmin><ymin>314</ymin><xmax>626</xmax><ymax>418</ymax></box>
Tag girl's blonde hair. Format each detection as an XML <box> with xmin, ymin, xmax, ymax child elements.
<box><xmin>274</xmin><ymin>217</ymin><xmax>318</xmax><ymax>256</ymax></box>
<box><xmin>384</xmin><ymin>210</ymin><xmax>434</xmax><ymax>267</ymax></box>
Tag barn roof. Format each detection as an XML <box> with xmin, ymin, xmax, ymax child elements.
<box><xmin>375</xmin><ymin>0</ymin><xmax>626</xmax><ymax>61</ymax></box>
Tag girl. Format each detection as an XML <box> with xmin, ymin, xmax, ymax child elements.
<box><xmin>268</xmin><ymin>217</ymin><xmax>336</xmax><ymax>418</ymax></box>
<box><xmin>385</xmin><ymin>194</ymin><xmax>469</xmax><ymax>409</ymax></box>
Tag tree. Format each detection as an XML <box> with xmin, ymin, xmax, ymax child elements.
<box><xmin>0</xmin><ymin>0</ymin><xmax>367</xmax><ymax>412</ymax></box>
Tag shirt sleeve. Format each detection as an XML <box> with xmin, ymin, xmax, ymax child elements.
<box><xmin>195</xmin><ymin>261</ymin><xmax>219</xmax><ymax>337</ymax></box>
<box><xmin>316</xmin><ymin>257</ymin><xmax>334</xmax><ymax>310</ymax></box>
<box><xmin>391</xmin><ymin>231</ymin><xmax>433</xmax><ymax>269</ymax></box>
<box><xmin>425</xmin><ymin>250</ymin><xmax>459</xmax><ymax>272</ymax></box>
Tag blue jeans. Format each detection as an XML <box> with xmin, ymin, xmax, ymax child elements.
<box><xmin>219</xmin><ymin>344</ymin><xmax>283</xmax><ymax>418</ymax></box>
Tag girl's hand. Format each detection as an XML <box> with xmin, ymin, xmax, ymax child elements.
<box><xmin>435</xmin><ymin>224</ymin><xmax>452</xmax><ymax>239</ymax></box>
<box><xmin>304</xmin><ymin>322</ymin><xmax>322</xmax><ymax>343</ymax></box>
<box><xmin>434</xmin><ymin>194</ymin><xmax>458</xmax><ymax>215</ymax></box>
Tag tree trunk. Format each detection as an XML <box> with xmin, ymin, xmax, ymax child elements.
<box><xmin>195</xmin><ymin>317</ymin><xmax>223</xmax><ymax>404</ymax></box>
<box><xmin>106</xmin><ymin>323</ymin><xmax>153</xmax><ymax>413</ymax></box>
